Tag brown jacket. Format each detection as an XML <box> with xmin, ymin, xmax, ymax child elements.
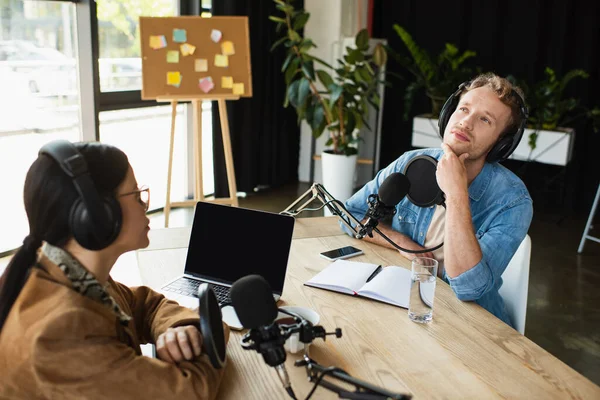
<box><xmin>0</xmin><ymin>252</ymin><xmax>229</xmax><ymax>399</ymax></box>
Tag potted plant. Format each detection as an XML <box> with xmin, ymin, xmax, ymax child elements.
<box><xmin>386</xmin><ymin>24</ymin><xmax>480</xmax><ymax>150</ymax></box>
<box><xmin>507</xmin><ymin>67</ymin><xmax>600</xmax><ymax>166</ymax></box>
<box><xmin>270</xmin><ymin>0</ymin><xmax>387</xmax><ymax>202</ymax></box>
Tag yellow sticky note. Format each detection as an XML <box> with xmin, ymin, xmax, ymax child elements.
<box><xmin>221</xmin><ymin>41</ymin><xmax>235</xmax><ymax>56</ymax></box>
<box><xmin>214</xmin><ymin>54</ymin><xmax>228</xmax><ymax>68</ymax></box>
<box><xmin>180</xmin><ymin>43</ymin><xmax>196</xmax><ymax>56</ymax></box>
<box><xmin>194</xmin><ymin>58</ymin><xmax>208</xmax><ymax>72</ymax></box>
<box><xmin>221</xmin><ymin>76</ymin><xmax>233</xmax><ymax>89</ymax></box>
<box><xmin>232</xmin><ymin>83</ymin><xmax>245</xmax><ymax>95</ymax></box>
<box><xmin>167</xmin><ymin>51</ymin><xmax>179</xmax><ymax>63</ymax></box>
<box><xmin>149</xmin><ymin>35</ymin><xmax>167</xmax><ymax>49</ymax></box>
<box><xmin>167</xmin><ymin>71</ymin><xmax>181</xmax><ymax>86</ymax></box>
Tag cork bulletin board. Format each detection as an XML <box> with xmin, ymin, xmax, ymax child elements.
<box><xmin>139</xmin><ymin>16</ymin><xmax>252</xmax><ymax>100</ymax></box>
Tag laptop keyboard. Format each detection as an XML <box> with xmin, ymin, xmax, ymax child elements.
<box><xmin>164</xmin><ymin>278</ymin><xmax>232</xmax><ymax>305</ymax></box>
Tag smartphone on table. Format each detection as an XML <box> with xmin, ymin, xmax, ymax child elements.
<box><xmin>319</xmin><ymin>246</ymin><xmax>364</xmax><ymax>261</ymax></box>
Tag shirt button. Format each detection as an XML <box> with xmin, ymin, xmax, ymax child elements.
<box><xmin>398</xmin><ymin>216</ymin><xmax>403</xmax><ymax>220</ymax></box>
<box><xmin>419</xmin><ymin>232</ymin><xmax>423</xmax><ymax>237</ymax></box>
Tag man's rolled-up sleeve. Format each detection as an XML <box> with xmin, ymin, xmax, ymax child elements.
<box><xmin>447</xmin><ymin>197</ymin><xmax>533</xmax><ymax>301</ymax></box>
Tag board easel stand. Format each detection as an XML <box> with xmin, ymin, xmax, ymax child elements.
<box><xmin>158</xmin><ymin>95</ymin><xmax>239</xmax><ymax>227</ymax></box>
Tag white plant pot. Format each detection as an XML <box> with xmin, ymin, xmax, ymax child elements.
<box><xmin>411</xmin><ymin>115</ymin><xmax>575</xmax><ymax>166</ymax></box>
<box><xmin>321</xmin><ymin>151</ymin><xmax>358</xmax><ymax>216</ymax></box>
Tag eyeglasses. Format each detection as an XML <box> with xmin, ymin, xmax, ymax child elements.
<box><xmin>119</xmin><ymin>185</ymin><xmax>150</xmax><ymax>212</ymax></box>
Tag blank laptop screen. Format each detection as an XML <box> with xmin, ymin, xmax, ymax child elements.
<box><xmin>184</xmin><ymin>202</ymin><xmax>295</xmax><ymax>294</ymax></box>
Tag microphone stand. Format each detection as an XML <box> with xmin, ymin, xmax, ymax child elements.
<box><xmin>295</xmin><ymin>354</ymin><xmax>412</xmax><ymax>400</ymax></box>
<box><xmin>281</xmin><ymin>183</ymin><xmax>442</xmax><ymax>255</ymax></box>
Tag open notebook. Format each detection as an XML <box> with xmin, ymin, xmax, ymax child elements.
<box><xmin>304</xmin><ymin>260</ymin><xmax>434</xmax><ymax>308</ymax></box>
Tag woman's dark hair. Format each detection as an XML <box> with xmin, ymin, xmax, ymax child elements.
<box><xmin>0</xmin><ymin>141</ymin><xmax>129</xmax><ymax>331</ymax></box>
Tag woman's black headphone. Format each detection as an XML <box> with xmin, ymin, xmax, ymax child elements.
<box><xmin>39</xmin><ymin>140</ymin><xmax>122</xmax><ymax>250</ymax></box>
<box><xmin>437</xmin><ymin>81</ymin><xmax>529</xmax><ymax>163</ymax></box>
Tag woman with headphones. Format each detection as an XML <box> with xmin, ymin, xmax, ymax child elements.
<box><xmin>0</xmin><ymin>140</ymin><xmax>229</xmax><ymax>399</ymax></box>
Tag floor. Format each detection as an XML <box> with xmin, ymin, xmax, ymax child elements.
<box><xmin>149</xmin><ymin>181</ymin><xmax>600</xmax><ymax>388</ymax></box>
<box><xmin>2</xmin><ymin>181</ymin><xmax>599</xmax><ymax>387</ymax></box>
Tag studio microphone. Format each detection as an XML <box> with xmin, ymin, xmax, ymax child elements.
<box><xmin>403</xmin><ymin>155</ymin><xmax>445</xmax><ymax>208</ymax></box>
<box><xmin>230</xmin><ymin>275</ymin><xmax>296</xmax><ymax>398</ymax></box>
<box><xmin>356</xmin><ymin>172</ymin><xmax>411</xmax><ymax>239</ymax></box>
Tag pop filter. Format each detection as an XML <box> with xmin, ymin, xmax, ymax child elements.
<box><xmin>403</xmin><ymin>155</ymin><xmax>445</xmax><ymax>208</ymax></box>
<box><xmin>197</xmin><ymin>283</ymin><xmax>226</xmax><ymax>369</ymax></box>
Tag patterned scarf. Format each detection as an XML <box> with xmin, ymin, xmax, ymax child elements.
<box><xmin>42</xmin><ymin>243</ymin><xmax>131</xmax><ymax>326</ymax></box>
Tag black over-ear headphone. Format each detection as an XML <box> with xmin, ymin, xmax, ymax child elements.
<box><xmin>39</xmin><ymin>140</ymin><xmax>122</xmax><ymax>250</ymax></box>
<box><xmin>437</xmin><ymin>81</ymin><xmax>529</xmax><ymax>163</ymax></box>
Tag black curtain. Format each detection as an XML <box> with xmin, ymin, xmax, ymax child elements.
<box><xmin>372</xmin><ymin>0</ymin><xmax>600</xmax><ymax>215</ymax></box>
<box><xmin>211</xmin><ymin>0</ymin><xmax>302</xmax><ymax>197</ymax></box>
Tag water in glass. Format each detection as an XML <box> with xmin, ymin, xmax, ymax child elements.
<box><xmin>408</xmin><ymin>273</ymin><xmax>436</xmax><ymax>323</ymax></box>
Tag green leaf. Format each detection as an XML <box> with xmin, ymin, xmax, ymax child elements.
<box><xmin>301</xmin><ymin>60</ymin><xmax>315</xmax><ymax>80</ymax></box>
<box><xmin>269</xmin><ymin>16</ymin><xmax>286</xmax><ymax>23</ymax></box>
<box><xmin>329</xmin><ymin>83</ymin><xmax>343</xmax><ymax>107</ymax></box>
<box><xmin>347</xmin><ymin>49</ymin><xmax>364</xmax><ymax>64</ymax></box>
<box><xmin>355</xmin><ymin>28</ymin><xmax>369</xmax><ymax>49</ymax></box>
<box><xmin>293</xmin><ymin>12</ymin><xmax>310</xmax><ymax>30</ymax></box>
<box><xmin>345</xmin><ymin>111</ymin><xmax>356</xmax><ymax>136</ymax></box>
<box><xmin>281</xmin><ymin>53</ymin><xmax>293</xmax><ymax>72</ymax></box>
<box><xmin>285</xmin><ymin>58</ymin><xmax>300</xmax><ymax>84</ymax></box>
<box><xmin>299</xmin><ymin>39</ymin><xmax>316</xmax><ymax>52</ymax></box>
<box><xmin>297</xmin><ymin>78</ymin><xmax>311</xmax><ymax>107</ymax></box>
<box><xmin>287</xmin><ymin>80</ymin><xmax>301</xmax><ymax>107</ymax></box>
<box><xmin>393</xmin><ymin>24</ymin><xmax>435</xmax><ymax>82</ymax></box>
<box><xmin>270</xmin><ymin>36</ymin><xmax>288</xmax><ymax>52</ymax></box>
<box><xmin>305</xmin><ymin>101</ymin><xmax>315</xmax><ymax>126</ymax></box>
<box><xmin>373</xmin><ymin>43</ymin><xmax>387</xmax><ymax>67</ymax></box>
<box><xmin>316</xmin><ymin>70</ymin><xmax>334</xmax><ymax>89</ymax></box>
<box><xmin>311</xmin><ymin>104</ymin><xmax>325</xmax><ymax>134</ymax></box>
<box><xmin>288</xmin><ymin>29</ymin><xmax>301</xmax><ymax>42</ymax></box>
<box><xmin>276</xmin><ymin>3</ymin><xmax>293</xmax><ymax>13</ymax></box>
<box><xmin>303</xmin><ymin>54</ymin><xmax>332</xmax><ymax>69</ymax></box>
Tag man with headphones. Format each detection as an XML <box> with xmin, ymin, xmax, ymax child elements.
<box><xmin>341</xmin><ymin>73</ymin><xmax>533</xmax><ymax>328</ymax></box>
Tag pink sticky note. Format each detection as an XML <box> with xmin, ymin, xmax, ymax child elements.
<box><xmin>199</xmin><ymin>77</ymin><xmax>214</xmax><ymax>93</ymax></box>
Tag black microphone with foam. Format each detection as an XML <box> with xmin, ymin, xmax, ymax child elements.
<box><xmin>230</xmin><ymin>275</ymin><xmax>297</xmax><ymax>399</ymax></box>
<box><xmin>356</xmin><ymin>172</ymin><xmax>411</xmax><ymax>239</ymax></box>
<box><xmin>355</xmin><ymin>171</ymin><xmax>444</xmax><ymax>254</ymax></box>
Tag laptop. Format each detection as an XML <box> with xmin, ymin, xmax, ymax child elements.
<box><xmin>160</xmin><ymin>201</ymin><xmax>295</xmax><ymax>329</ymax></box>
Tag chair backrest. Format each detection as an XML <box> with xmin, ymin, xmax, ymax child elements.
<box><xmin>498</xmin><ymin>234</ymin><xmax>532</xmax><ymax>335</ymax></box>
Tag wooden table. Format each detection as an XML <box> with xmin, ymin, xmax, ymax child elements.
<box><xmin>132</xmin><ymin>217</ymin><xmax>600</xmax><ymax>399</ymax></box>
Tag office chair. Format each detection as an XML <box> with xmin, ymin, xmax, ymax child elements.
<box><xmin>498</xmin><ymin>234</ymin><xmax>532</xmax><ymax>335</ymax></box>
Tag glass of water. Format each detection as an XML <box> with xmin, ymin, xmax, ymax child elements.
<box><xmin>408</xmin><ymin>257</ymin><xmax>438</xmax><ymax>323</ymax></box>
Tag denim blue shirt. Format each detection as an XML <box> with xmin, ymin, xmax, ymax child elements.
<box><xmin>341</xmin><ymin>148</ymin><xmax>533</xmax><ymax>328</ymax></box>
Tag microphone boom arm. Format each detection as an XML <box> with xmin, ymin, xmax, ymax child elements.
<box><xmin>295</xmin><ymin>354</ymin><xmax>412</xmax><ymax>400</ymax></box>
<box><xmin>280</xmin><ymin>183</ymin><xmax>364</xmax><ymax>237</ymax></box>
<box><xmin>281</xmin><ymin>183</ymin><xmax>442</xmax><ymax>255</ymax></box>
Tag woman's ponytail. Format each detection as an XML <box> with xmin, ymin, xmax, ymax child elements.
<box><xmin>0</xmin><ymin>235</ymin><xmax>42</xmax><ymax>331</ymax></box>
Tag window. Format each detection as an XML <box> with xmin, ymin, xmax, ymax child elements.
<box><xmin>0</xmin><ymin>1</ymin><xmax>80</xmax><ymax>253</ymax></box>
<box><xmin>96</xmin><ymin>0</ymin><xmax>178</xmax><ymax>92</ymax></box>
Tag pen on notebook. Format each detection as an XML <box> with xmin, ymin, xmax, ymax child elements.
<box><xmin>366</xmin><ymin>265</ymin><xmax>383</xmax><ymax>282</ymax></box>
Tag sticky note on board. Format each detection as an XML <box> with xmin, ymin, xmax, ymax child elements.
<box><xmin>232</xmin><ymin>83</ymin><xmax>244</xmax><ymax>95</ymax></box>
<box><xmin>167</xmin><ymin>71</ymin><xmax>181</xmax><ymax>87</ymax></box>
<box><xmin>166</xmin><ymin>50</ymin><xmax>179</xmax><ymax>63</ymax></box>
<box><xmin>221</xmin><ymin>41</ymin><xmax>235</xmax><ymax>56</ymax></box>
<box><xmin>210</xmin><ymin>29</ymin><xmax>222</xmax><ymax>43</ymax></box>
<box><xmin>194</xmin><ymin>58</ymin><xmax>208</xmax><ymax>72</ymax></box>
<box><xmin>199</xmin><ymin>76</ymin><xmax>214</xmax><ymax>93</ymax></box>
<box><xmin>221</xmin><ymin>76</ymin><xmax>233</xmax><ymax>89</ymax></box>
<box><xmin>149</xmin><ymin>35</ymin><xmax>167</xmax><ymax>49</ymax></box>
<box><xmin>173</xmin><ymin>29</ymin><xmax>187</xmax><ymax>43</ymax></box>
<box><xmin>214</xmin><ymin>54</ymin><xmax>228</xmax><ymax>67</ymax></box>
<box><xmin>180</xmin><ymin>43</ymin><xmax>196</xmax><ymax>56</ymax></box>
